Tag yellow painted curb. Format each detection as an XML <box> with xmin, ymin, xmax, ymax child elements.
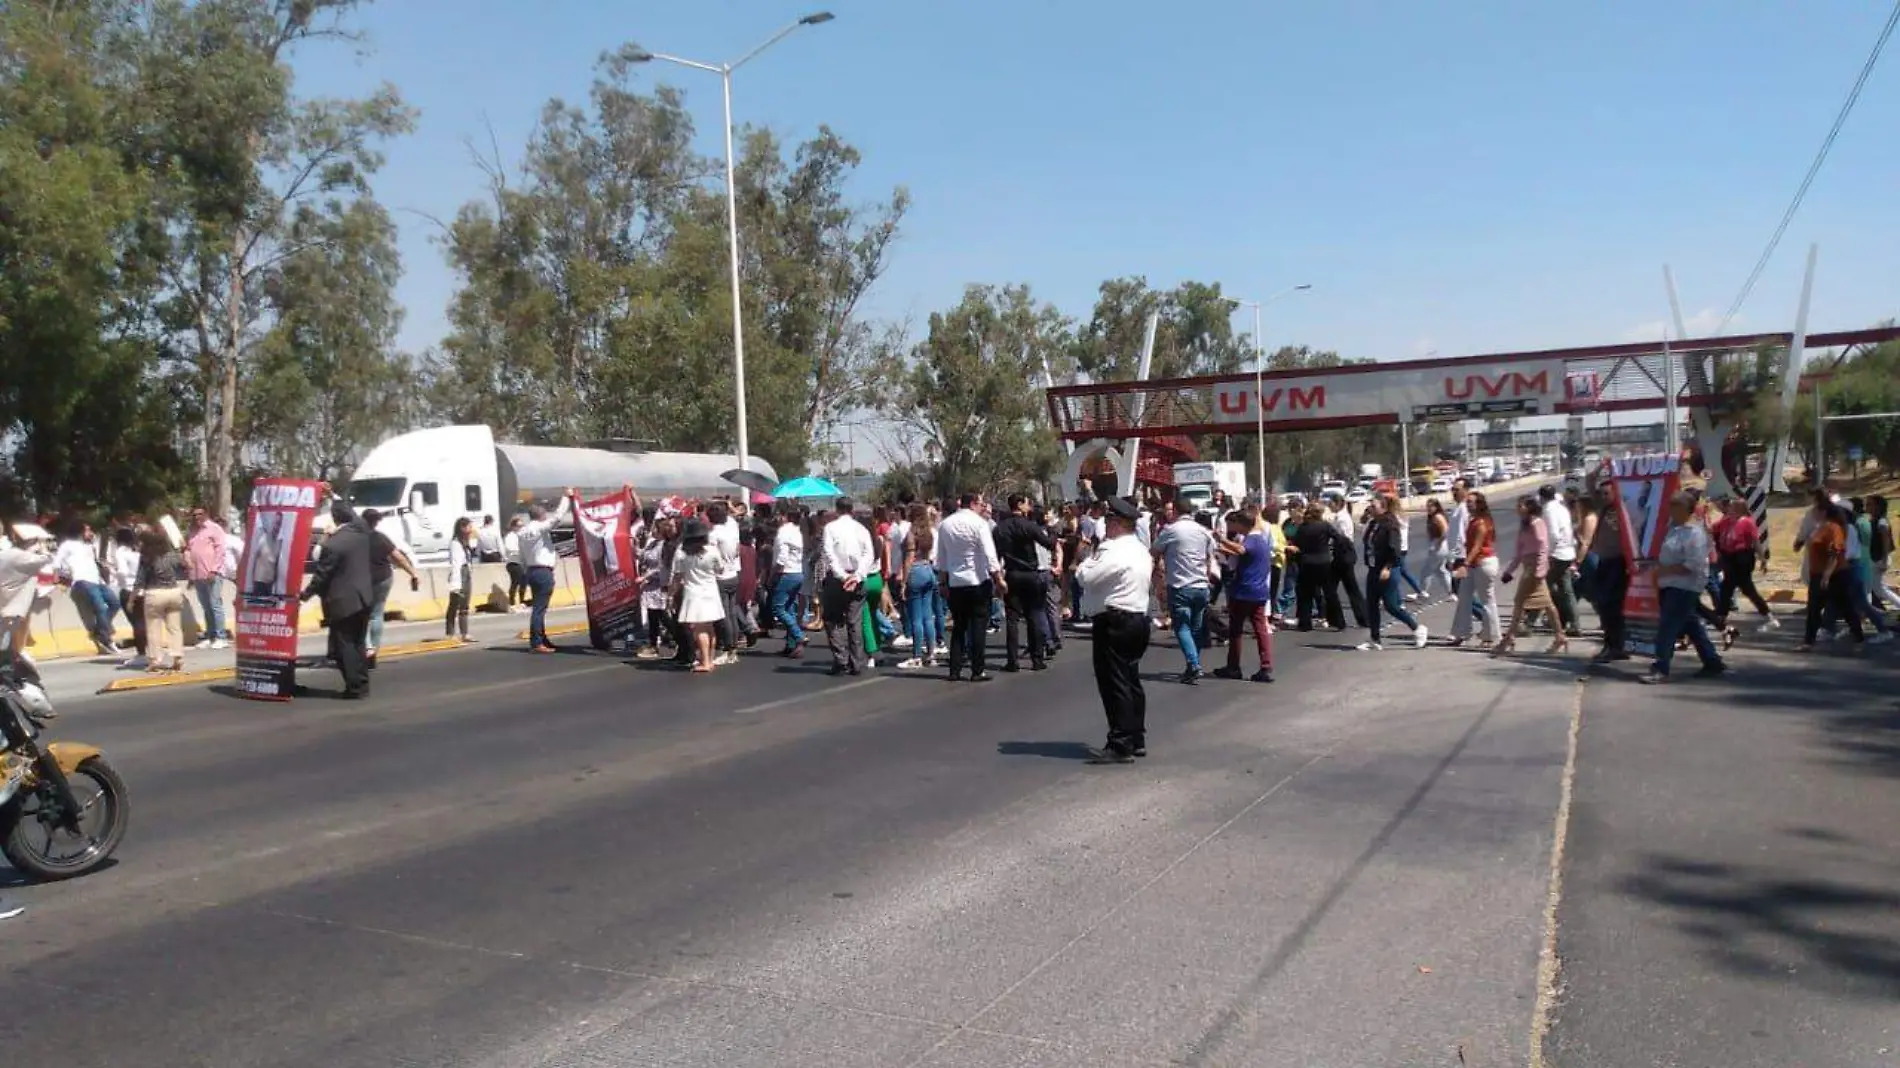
<box><xmin>514</xmin><ymin>621</ymin><xmax>592</xmax><ymax>641</ymax></box>
<box><xmin>96</xmin><ymin>637</ymin><xmax>471</xmax><ymax>694</ymax></box>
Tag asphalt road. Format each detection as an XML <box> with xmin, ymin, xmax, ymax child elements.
<box><xmin>0</xmin><ymin>554</ymin><xmax>1579</xmax><ymax>1067</ymax></box>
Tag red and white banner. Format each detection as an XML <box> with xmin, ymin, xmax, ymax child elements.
<box><xmin>234</xmin><ymin>478</ymin><xmax>323</xmax><ymax>700</ymax></box>
<box><xmin>573</xmin><ymin>489</ymin><xmax>641</xmax><ymax>649</ymax></box>
<box><xmin>1607</xmin><ymin>454</ymin><xmax>1679</xmax><ymax>655</ymax></box>
<box><xmin>1212</xmin><ymin>358</ymin><xmax>1569</xmax><ymax>427</ymax></box>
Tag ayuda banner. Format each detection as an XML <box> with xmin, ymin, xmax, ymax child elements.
<box><xmin>1607</xmin><ymin>454</ymin><xmax>1680</xmax><ymax>657</ymax></box>
<box><xmin>234</xmin><ymin>478</ymin><xmax>323</xmax><ymax>700</ymax></box>
<box><xmin>573</xmin><ymin>488</ymin><xmax>641</xmax><ymax>649</ymax></box>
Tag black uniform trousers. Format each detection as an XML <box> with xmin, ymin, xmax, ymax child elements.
<box><xmin>1003</xmin><ymin>568</ymin><xmax>1051</xmax><ymax>667</ymax></box>
<box><xmin>1092</xmin><ymin>607</ymin><xmax>1151</xmax><ymax>754</ymax></box>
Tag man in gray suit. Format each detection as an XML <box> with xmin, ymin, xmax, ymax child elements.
<box><xmin>301</xmin><ymin>504</ymin><xmax>377</xmax><ymax>698</ymax></box>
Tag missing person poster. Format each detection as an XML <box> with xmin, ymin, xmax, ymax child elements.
<box><xmin>573</xmin><ymin>489</ymin><xmax>641</xmax><ymax>649</ymax></box>
<box><xmin>1608</xmin><ymin>454</ymin><xmax>1680</xmax><ymax>657</ymax></box>
<box><xmin>234</xmin><ymin>478</ymin><xmax>323</xmax><ymax>700</ymax></box>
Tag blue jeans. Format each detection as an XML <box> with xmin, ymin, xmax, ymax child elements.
<box><xmin>1277</xmin><ymin>560</ymin><xmax>1298</xmax><ymax>616</ymax></box>
<box><xmin>1653</xmin><ymin>586</ymin><xmax>1722</xmax><ymax>677</ymax></box>
<box><xmin>527</xmin><ymin>565</ymin><xmax>556</xmax><ymax>646</ymax></box>
<box><xmin>1395</xmin><ymin>556</ymin><xmax>1425</xmax><ymax>597</ymax></box>
<box><xmin>1367</xmin><ymin>568</ymin><xmax>1419</xmax><ymax>644</ymax></box>
<box><xmin>73</xmin><ymin>581</ymin><xmax>120</xmax><ymax>647</ymax></box>
<box><xmin>192</xmin><ymin>577</ymin><xmax>228</xmax><ymax>640</ymax></box>
<box><xmin>1168</xmin><ymin>585</ymin><xmax>1210</xmax><ymax>671</ymax></box>
<box><xmin>906</xmin><ymin>566</ymin><xmax>942</xmax><ymax>652</ymax></box>
<box><xmin>934</xmin><ymin>584</ymin><xmax>949</xmax><ymax>642</ymax></box>
<box><xmin>369</xmin><ymin>578</ymin><xmax>392</xmax><ymax>652</ymax></box>
<box><xmin>771</xmin><ymin>574</ymin><xmax>804</xmax><ymax>648</ymax></box>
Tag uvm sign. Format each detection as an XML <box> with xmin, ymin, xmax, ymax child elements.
<box><xmin>1212</xmin><ymin>359</ymin><xmax>1567</xmax><ymax>427</ymax></box>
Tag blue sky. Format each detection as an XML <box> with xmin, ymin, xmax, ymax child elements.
<box><xmin>296</xmin><ymin>0</ymin><xmax>1899</xmax><ymax>368</ymax></box>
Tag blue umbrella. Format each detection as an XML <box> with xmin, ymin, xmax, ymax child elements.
<box><xmin>772</xmin><ymin>475</ymin><xmax>843</xmax><ymax>500</ymax></box>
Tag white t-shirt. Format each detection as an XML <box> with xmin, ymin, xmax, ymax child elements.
<box><xmin>1542</xmin><ymin>499</ymin><xmax>1577</xmax><ymax>562</ymax></box>
<box><xmin>503</xmin><ymin>530</ymin><xmax>522</xmax><ymax>563</ymax></box>
<box><xmin>224</xmin><ymin>532</ymin><xmax>246</xmax><ymax>579</ymax></box>
<box><xmin>773</xmin><ymin>523</ymin><xmax>805</xmax><ymax>574</ymax></box>
<box><xmin>713</xmin><ymin>517</ymin><xmax>742</xmax><ymax>581</ymax></box>
<box><xmin>52</xmin><ymin>539</ymin><xmax>103</xmax><ymax>586</ymax></box>
<box><xmin>885</xmin><ymin>519</ymin><xmax>911</xmax><ymax>577</ymax></box>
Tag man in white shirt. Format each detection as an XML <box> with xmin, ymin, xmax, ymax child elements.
<box><xmin>53</xmin><ymin>524</ymin><xmax>121</xmax><ymax>655</ymax></box>
<box><xmin>476</xmin><ymin>515</ymin><xmax>504</xmax><ymax>562</ymax></box>
<box><xmin>1152</xmin><ymin>503</ymin><xmax>1217</xmax><ymax>684</ymax></box>
<box><xmin>884</xmin><ymin>503</ymin><xmax>913</xmax><ymax>634</ymax></box>
<box><xmin>1077</xmin><ymin>497</ymin><xmax>1154</xmax><ymax>764</ymax></box>
<box><xmin>821</xmin><ymin>496</ymin><xmax>877</xmax><ymax>675</ymax></box>
<box><xmin>1446</xmin><ymin>478</ymin><xmax>1480</xmax><ymax>626</ymax></box>
<box><xmin>518</xmin><ymin>495</ymin><xmax>573</xmax><ymax>651</ymax></box>
<box><xmin>934</xmin><ymin>492</ymin><xmax>1004</xmax><ymax>681</ymax></box>
<box><xmin>771</xmin><ymin>507</ymin><xmax>808</xmax><ymax>656</ymax></box>
<box><xmin>1539</xmin><ymin>485</ymin><xmax>1581</xmax><ymax>636</ymax></box>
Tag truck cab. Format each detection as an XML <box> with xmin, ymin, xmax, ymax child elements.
<box><xmin>346</xmin><ymin>426</ymin><xmax>502</xmax><ymax>564</ymax></box>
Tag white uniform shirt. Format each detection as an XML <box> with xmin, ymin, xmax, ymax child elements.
<box><xmin>1078</xmin><ymin>533</ymin><xmax>1152</xmax><ymax>615</ymax></box>
<box><xmin>935</xmin><ymin>508</ymin><xmax>1001</xmax><ymax>588</ymax></box>
<box><xmin>503</xmin><ymin>530</ymin><xmax>522</xmax><ymax>564</ymax></box>
<box><xmin>713</xmin><ymin>517</ymin><xmax>742</xmax><ymax>581</ymax></box>
<box><xmin>1543</xmin><ymin>498</ymin><xmax>1577</xmax><ymax>562</ymax></box>
<box><xmin>517</xmin><ymin>498</ymin><xmax>572</xmax><ymax>569</ymax></box>
<box><xmin>773</xmin><ymin>523</ymin><xmax>805</xmax><ymax>574</ymax></box>
<box><xmin>885</xmin><ymin>519</ymin><xmax>911</xmax><ymax>577</ymax></box>
<box><xmin>822</xmin><ymin>514</ymin><xmax>876</xmax><ymax>582</ymax></box>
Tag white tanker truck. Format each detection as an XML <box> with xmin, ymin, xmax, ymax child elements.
<box><xmin>337</xmin><ymin>425</ymin><xmax>776</xmax><ymax>562</ymax></box>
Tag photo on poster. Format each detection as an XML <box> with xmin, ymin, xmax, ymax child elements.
<box><xmin>1620</xmin><ymin>477</ymin><xmax>1661</xmax><ymax>558</ymax></box>
<box><xmin>577</xmin><ymin>513</ymin><xmax>621</xmax><ymax>579</ymax></box>
<box><xmin>240</xmin><ymin>509</ymin><xmax>298</xmax><ymax>604</ymax></box>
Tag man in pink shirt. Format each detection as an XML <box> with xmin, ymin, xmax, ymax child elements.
<box><xmin>186</xmin><ymin>506</ymin><xmax>231</xmax><ymax>648</ymax></box>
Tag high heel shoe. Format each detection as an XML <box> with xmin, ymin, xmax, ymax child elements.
<box><xmin>1546</xmin><ymin>638</ymin><xmax>1569</xmax><ymax>655</ymax></box>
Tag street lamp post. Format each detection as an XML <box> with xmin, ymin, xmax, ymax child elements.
<box><xmin>1226</xmin><ymin>285</ymin><xmax>1312</xmax><ymax>499</ymax></box>
<box><xmin>627</xmin><ymin>12</ymin><xmax>835</xmax><ymax>472</ymax></box>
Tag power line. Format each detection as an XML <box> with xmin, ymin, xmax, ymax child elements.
<box><xmin>1718</xmin><ymin>0</ymin><xmax>1900</xmax><ymax>332</ymax></box>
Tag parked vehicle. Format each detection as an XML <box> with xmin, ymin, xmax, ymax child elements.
<box><xmin>1172</xmin><ymin>461</ymin><xmax>1248</xmax><ymax>513</ymax></box>
<box><xmin>344</xmin><ymin>425</ymin><xmax>775</xmax><ymax>562</ymax></box>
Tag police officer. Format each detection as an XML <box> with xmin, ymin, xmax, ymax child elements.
<box><xmin>1075</xmin><ymin>497</ymin><xmax>1154</xmax><ymax>764</ymax></box>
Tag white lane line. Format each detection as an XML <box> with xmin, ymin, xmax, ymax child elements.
<box><xmin>731</xmin><ymin>674</ymin><xmax>884</xmax><ymax>715</ymax></box>
<box><xmin>1529</xmin><ymin>676</ymin><xmax>1586</xmax><ymax>1068</ymax></box>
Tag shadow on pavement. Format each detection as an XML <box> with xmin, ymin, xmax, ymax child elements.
<box><xmin>1634</xmin><ymin>659</ymin><xmax>1900</xmax><ymax>779</ymax></box>
<box><xmin>1618</xmin><ymin>850</ymin><xmax>1900</xmax><ymax>999</ymax></box>
<box><xmin>995</xmin><ymin>741</ymin><xmax>1094</xmax><ymax>760</ymax></box>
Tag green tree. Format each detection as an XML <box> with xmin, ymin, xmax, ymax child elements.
<box><xmin>242</xmin><ymin>198</ymin><xmax>416</xmax><ymax>482</ymax></box>
<box><xmin>880</xmin><ymin>284</ymin><xmax>1073</xmax><ymax>499</ymax></box>
<box><xmin>0</xmin><ymin>0</ymin><xmax>192</xmax><ymax>515</ymax></box>
<box><xmin>135</xmin><ymin>0</ymin><xmax>414</xmax><ymax>514</ymax></box>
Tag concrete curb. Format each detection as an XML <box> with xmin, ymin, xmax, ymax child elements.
<box><xmin>95</xmin><ymin>636</ymin><xmax>471</xmax><ymax>695</ymax></box>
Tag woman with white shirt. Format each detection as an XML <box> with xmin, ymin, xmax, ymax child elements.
<box><xmin>445</xmin><ymin>517</ymin><xmax>477</xmax><ymax>642</ymax></box>
<box><xmin>670</xmin><ymin>518</ymin><xmax>724</xmax><ymax>674</ymax></box>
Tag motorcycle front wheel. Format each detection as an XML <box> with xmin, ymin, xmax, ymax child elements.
<box><xmin>1</xmin><ymin>755</ymin><xmax>130</xmax><ymax>881</ymax></box>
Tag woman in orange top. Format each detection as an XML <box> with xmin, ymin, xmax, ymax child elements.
<box><xmin>1801</xmin><ymin>502</ymin><xmax>1865</xmax><ymax>649</ymax></box>
<box><xmin>1448</xmin><ymin>491</ymin><xmax>1503</xmax><ymax>647</ymax></box>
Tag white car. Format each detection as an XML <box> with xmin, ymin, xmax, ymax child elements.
<box><xmin>1345</xmin><ymin>487</ymin><xmax>1372</xmax><ymax>506</ymax></box>
<box><xmin>1431</xmin><ymin>476</ymin><xmax>1453</xmax><ymax>493</ymax></box>
<box><xmin>1320</xmin><ymin>480</ymin><xmax>1348</xmax><ymax>497</ymax></box>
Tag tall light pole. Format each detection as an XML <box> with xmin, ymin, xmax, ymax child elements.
<box><xmin>627</xmin><ymin>12</ymin><xmax>835</xmax><ymax>472</ymax></box>
<box><xmin>1226</xmin><ymin>285</ymin><xmax>1312</xmax><ymax>499</ymax></box>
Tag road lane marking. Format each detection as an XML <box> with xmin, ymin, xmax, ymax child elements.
<box><xmin>732</xmin><ymin>675</ymin><xmax>884</xmax><ymax>715</ymax></box>
<box><xmin>1529</xmin><ymin>677</ymin><xmax>1586</xmax><ymax>1068</ymax></box>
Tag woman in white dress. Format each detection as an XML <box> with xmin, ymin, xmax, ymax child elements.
<box><xmin>671</xmin><ymin>518</ymin><xmax>724</xmax><ymax>674</ymax></box>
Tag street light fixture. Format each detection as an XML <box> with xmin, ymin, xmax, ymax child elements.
<box><xmin>1225</xmin><ymin>284</ymin><xmax>1312</xmax><ymax>499</ymax></box>
<box><xmin>626</xmin><ymin>12</ymin><xmax>835</xmax><ymax>472</ymax></box>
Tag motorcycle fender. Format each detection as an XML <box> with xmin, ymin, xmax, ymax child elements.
<box><xmin>45</xmin><ymin>742</ymin><xmax>103</xmax><ymax>776</ymax></box>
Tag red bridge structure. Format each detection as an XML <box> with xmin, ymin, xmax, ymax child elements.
<box><xmin>1045</xmin><ymin>325</ymin><xmax>1900</xmax><ymax>501</ymax></box>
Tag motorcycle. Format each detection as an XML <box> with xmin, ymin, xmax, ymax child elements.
<box><xmin>0</xmin><ymin>654</ymin><xmax>130</xmax><ymax>881</ymax></box>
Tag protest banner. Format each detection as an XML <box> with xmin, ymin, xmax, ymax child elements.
<box><xmin>234</xmin><ymin>478</ymin><xmax>323</xmax><ymax>700</ymax></box>
<box><xmin>573</xmin><ymin>488</ymin><xmax>641</xmax><ymax>650</ymax></box>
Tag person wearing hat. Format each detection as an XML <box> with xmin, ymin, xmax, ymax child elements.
<box><xmin>1074</xmin><ymin>497</ymin><xmax>1155</xmax><ymax>764</ymax></box>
